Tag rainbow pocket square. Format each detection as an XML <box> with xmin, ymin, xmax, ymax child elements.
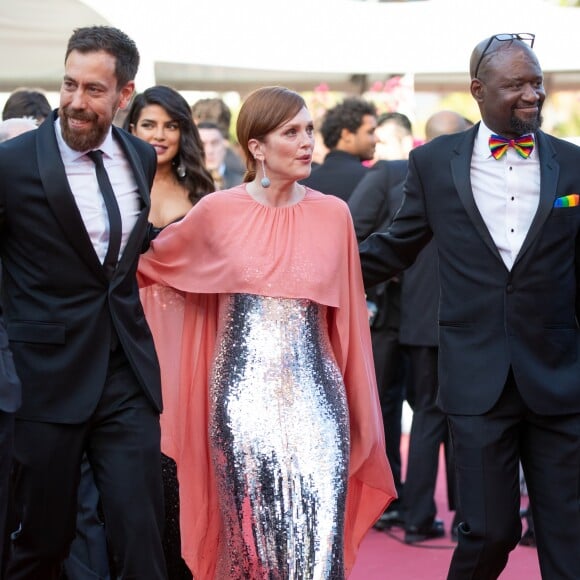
<box><xmin>554</xmin><ymin>194</ymin><xmax>580</xmax><ymax>208</ymax></box>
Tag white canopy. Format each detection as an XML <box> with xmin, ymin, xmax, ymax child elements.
<box><xmin>1</xmin><ymin>0</ymin><xmax>579</xmax><ymax>94</ymax></box>
<box><xmin>0</xmin><ymin>0</ymin><xmax>108</xmax><ymax>90</ymax></box>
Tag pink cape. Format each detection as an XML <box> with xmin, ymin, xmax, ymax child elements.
<box><xmin>138</xmin><ymin>185</ymin><xmax>396</xmax><ymax>579</ymax></box>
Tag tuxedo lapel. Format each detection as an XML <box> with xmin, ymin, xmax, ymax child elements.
<box><xmin>36</xmin><ymin>115</ymin><xmax>107</xmax><ymax>282</ymax></box>
<box><xmin>513</xmin><ymin>131</ymin><xmax>559</xmax><ymax>267</ymax></box>
<box><xmin>450</xmin><ymin>125</ymin><xmax>504</xmax><ymax>264</ymax></box>
<box><xmin>113</xmin><ymin>127</ymin><xmax>150</xmax><ymax>209</ymax></box>
<box><xmin>111</xmin><ymin>127</ymin><xmax>151</xmax><ymax>279</ymax></box>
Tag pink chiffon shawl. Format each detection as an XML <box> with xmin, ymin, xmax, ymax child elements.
<box><xmin>137</xmin><ymin>185</ymin><xmax>396</xmax><ymax>579</ymax></box>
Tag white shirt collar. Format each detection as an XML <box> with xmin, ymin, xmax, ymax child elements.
<box><xmin>474</xmin><ymin>121</ymin><xmax>495</xmax><ymax>160</ymax></box>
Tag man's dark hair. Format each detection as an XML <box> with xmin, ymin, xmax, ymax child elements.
<box><xmin>377</xmin><ymin>111</ymin><xmax>413</xmax><ymax>134</ymax></box>
<box><xmin>191</xmin><ymin>98</ymin><xmax>232</xmax><ymax>139</ymax></box>
<box><xmin>320</xmin><ymin>97</ymin><xmax>377</xmax><ymax>149</ymax></box>
<box><xmin>65</xmin><ymin>26</ymin><xmax>139</xmax><ymax>88</ymax></box>
<box><xmin>2</xmin><ymin>89</ymin><xmax>51</xmax><ymax>122</ymax></box>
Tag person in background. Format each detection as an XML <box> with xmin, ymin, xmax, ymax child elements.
<box><xmin>300</xmin><ymin>96</ymin><xmax>378</xmax><ymax>201</ymax></box>
<box><xmin>197</xmin><ymin>121</ymin><xmax>244</xmax><ymax>190</ymax></box>
<box><xmin>373</xmin><ymin>111</ymin><xmax>415</xmax><ymax>162</ymax></box>
<box><xmin>348</xmin><ymin>112</ymin><xmax>420</xmax><ymax>530</ymax></box>
<box><xmin>359</xmin><ymin>33</ymin><xmax>580</xmax><ymax>579</ymax></box>
<box><xmin>347</xmin><ymin>110</ymin><xmax>415</xmax><ymax>531</ymax></box>
<box><xmin>0</xmin><ymin>26</ymin><xmax>167</xmax><ymax>579</ymax></box>
<box><xmin>190</xmin><ymin>96</ymin><xmax>246</xmax><ymax>178</ymax></box>
<box><xmin>399</xmin><ymin>110</ymin><xmax>472</xmax><ymax>545</ymax></box>
<box><xmin>0</xmin><ymin>118</ymin><xmax>38</xmax><ymax>143</ymax></box>
<box><xmin>126</xmin><ymin>84</ymin><xmax>214</xmax><ymax>579</ymax></box>
<box><xmin>190</xmin><ymin>96</ymin><xmax>231</xmax><ymax>138</ymax></box>
<box><xmin>348</xmin><ymin>156</ymin><xmax>408</xmax><ymax>530</ymax></box>
<box><xmin>126</xmin><ymin>85</ymin><xmax>215</xmax><ymax>228</ymax></box>
<box><xmin>138</xmin><ymin>85</ymin><xmax>395</xmax><ymax>579</ymax></box>
<box><xmin>0</xmin><ymin>115</ymin><xmax>35</xmax><ymax>577</ymax></box>
<box><xmin>0</xmin><ymin>318</ymin><xmax>19</xmax><ymax>577</ymax></box>
<box><xmin>0</xmin><ymin>125</ymin><xmax>24</xmax><ymax>577</ymax></box>
<box><xmin>2</xmin><ymin>88</ymin><xmax>51</xmax><ymax>125</ymax></box>
<box><xmin>0</xmin><ymin>338</ymin><xmax>20</xmax><ymax>575</ymax></box>
<box><xmin>311</xmin><ymin>115</ymin><xmax>329</xmax><ymax>169</ymax></box>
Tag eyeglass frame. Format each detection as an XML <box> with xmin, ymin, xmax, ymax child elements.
<box><xmin>473</xmin><ymin>33</ymin><xmax>535</xmax><ymax>79</ymax></box>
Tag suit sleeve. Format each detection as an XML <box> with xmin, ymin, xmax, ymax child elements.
<box><xmin>348</xmin><ymin>163</ymin><xmax>392</xmax><ymax>241</ymax></box>
<box><xmin>359</xmin><ymin>152</ymin><xmax>433</xmax><ymax>289</ymax></box>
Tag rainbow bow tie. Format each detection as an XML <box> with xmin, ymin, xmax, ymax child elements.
<box><xmin>489</xmin><ymin>134</ymin><xmax>534</xmax><ymax>159</ymax></box>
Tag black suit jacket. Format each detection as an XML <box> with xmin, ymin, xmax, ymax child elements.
<box><xmin>348</xmin><ymin>160</ymin><xmax>408</xmax><ymax>240</ymax></box>
<box><xmin>360</xmin><ymin>124</ymin><xmax>580</xmax><ymax>416</ymax></box>
<box><xmin>301</xmin><ymin>150</ymin><xmax>368</xmax><ymax>201</ymax></box>
<box><xmin>349</xmin><ymin>160</ymin><xmax>407</xmax><ymax>330</ymax></box>
<box><xmin>0</xmin><ymin>113</ymin><xmax>162</xmax><ymax>423</ymax></box>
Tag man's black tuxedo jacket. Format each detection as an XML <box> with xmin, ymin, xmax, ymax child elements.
<box><xmin>0</xmin><ymin>113</ymin><xmax>162</xmax><ymax>423</ymax></box>
<box><xmin>360</xmin><ymin>123</ymin><xmax>580</xmax><ymax>416</ymax></box>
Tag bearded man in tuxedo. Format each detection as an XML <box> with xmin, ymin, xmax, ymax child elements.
<box><xmin>0</xmin><ymin>26</ymin><xmax>167</xmax><ymax>579</ymax></box>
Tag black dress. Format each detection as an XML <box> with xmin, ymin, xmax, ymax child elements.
<box><xmin>161</xmin><ymin>453</ymin><xmax>192</xmax><ymax>580</ymax></box>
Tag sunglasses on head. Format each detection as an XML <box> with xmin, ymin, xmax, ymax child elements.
<box><xmin>474</xmin><ymin>33</ymin><xmax>535</xmax><ymax>79</ymax></box>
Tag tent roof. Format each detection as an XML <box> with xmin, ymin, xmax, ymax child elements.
<box><xmin>2</xmin><ymin>0</ymin><xmax>580</xmax><ymax>94</ymax></box>
<box><xmin>0</xmin><ymin>0</ymin><xmax>108</xmax><ymax>90</ymax></box>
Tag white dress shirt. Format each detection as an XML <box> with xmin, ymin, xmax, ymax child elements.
<box><xmin>470</xmin><ymin>121</ymin><xmax>540</xmax><ymax>270</ymax></box>
<box><xmin>55</xmin><ymin>118</ymin><xmax>141</xmax><ymax>264</ymax></box>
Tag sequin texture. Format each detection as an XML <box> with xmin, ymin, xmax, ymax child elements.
<box><xmin>209</xmin><ymin>293</ymin><xmax>350</xmax><ymax>579</ymax></box>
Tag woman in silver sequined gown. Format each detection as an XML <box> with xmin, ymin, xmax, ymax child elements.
<box><xmin>138</xmin><ymin>86</ymin><xmax>395</xmax><ymax>580</ymax></box>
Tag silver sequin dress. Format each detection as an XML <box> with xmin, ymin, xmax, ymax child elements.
<box><xmin>209</xmin><ymin>293</ymin><xmax>350</xmax><ymax>580</ymax></box>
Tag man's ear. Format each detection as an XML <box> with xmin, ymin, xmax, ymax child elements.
<box><xmin>470</xmin><ymin>78</ymin><xmax>484</xmax><ymax>103</ymax></box>
<box><xmin>117</xmin><ymin>81</ymin><xmax>135</xmax><ymax>111</ymax></box>
<box><xmin>339</xmin><ymin>127</ymin><xmax>354</xmax><ymax>147</ymax></box>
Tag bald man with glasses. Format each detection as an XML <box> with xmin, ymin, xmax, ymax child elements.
<box><xmin>359</xmin><ymin>33</ymin><xmax>580</xmax><ymax>579</ymax></box>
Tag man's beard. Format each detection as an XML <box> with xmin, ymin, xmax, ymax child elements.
<box><xmin>59</xmin><ymin>107</ymin><xmax>108</xmax><ymax>152</ymax></box>
<box><xmin>510</xmin><ymin>111</ymin><xmax>543</xmax><ymax>135</ymax></box>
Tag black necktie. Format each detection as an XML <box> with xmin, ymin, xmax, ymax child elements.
<box><xmin>87</xmin><ymin>150</ymin><xmax>122</xmax><ymax>278</ymax></box>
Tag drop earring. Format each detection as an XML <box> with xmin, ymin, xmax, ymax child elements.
<box><xmin>260</xmin><ymin>159</ymin><xmax>271</xmax><ymax>188</ymax></box>
<box><xmin>176</xmin><ymin>162</ymin><xmax>186</xmax><ymax>179</ymax></box>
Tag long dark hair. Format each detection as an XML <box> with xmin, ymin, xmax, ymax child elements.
<box><xmin>124</xmin><ymin>85</ymin><xmax>214</xmax><ymax>203</ymax></box>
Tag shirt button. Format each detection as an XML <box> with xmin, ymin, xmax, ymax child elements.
<box><xmin>506</xmin><ymin>284</ymin><xmax>514</xmax><ymax>293</ymax></box>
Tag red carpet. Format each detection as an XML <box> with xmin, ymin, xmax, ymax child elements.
<box><xmin>350</xmin><ymin>435</ymin><xmax>542</xmax><ymax>579</ymax></box>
